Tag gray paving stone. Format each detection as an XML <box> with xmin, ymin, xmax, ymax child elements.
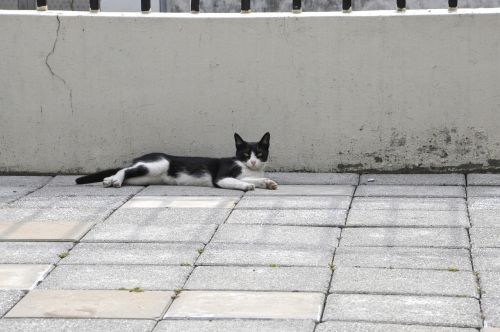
<box><xmin>469</xmin><ymin>210</ymin><xmax>500</xmax><ymax>228</ymax></box>
<box><xmin>468</xmin><ymin>174</ymin><xmax>500</xmax><ymax>186</ymax></box>
<box><xmin>29</xmin><ymin>186</ymin><xmax>143</xmax><ymax>197</ymax></box>
<box><xmin>104</xmin><ymin>207</ymin><xmax>231</xmax><ymax>225</ymax></box>
<box><xmin>11</xmin><ymin>196</ymin><xmax>128</xmax><ymax>210</ymax></box>
<box><xmin>83</xmin><ymin>221</ymin><xmax>217</xmax><ymax>243</ymax></box>
<box><xmin>212</xmin><ymin>224</ymin><xmax>339</xmax><ymax>248</ymax></box>
<box><xmin>266</xmin><ymin>172</ymin><xmax>358</xmax><ymax>185</ymax></box>
<box><xmin>138</xmin><ymin>185</ymin><xmax>242</xmax><ymax>196</ymax></box>
<box><xmin>0</xmin><ymin>290</ymin><xmax>25</xmax><ymax>316</ymax></box>
<box><xmin>40</xmin><ymin>265</ymin><xmax>191</xmax><ymax>290</ymax></box>
<box><xmin>122</xmin><ymin>196</ymin><xmax>238</xmax><ymax>209</ymax></box>
<box><xmin>226</xmin><ymin>209</ymin><xmax>347</xmax><ymax>226</ymax></box>
<box><xmin>360</xmin><ymin>174</ymin><xmax>465</xmax><ymax>186</ymax></box>
<box><xmin>185</xmin><ymin>266</ymin><xmax>331</xmax><ymax>292</ymax></box>
<box><xmin>164</xmin><ymin>291</ymin><xmax>324</xmax><ymax>320</ymax></box>
<box><xmin>341</xmin><ymin>228</ymin><xmax>470</xmax><ymax>248</ymax></box>
<box><xmin>0</xmin><ymin>319</ymin><xmax>156</xmax><ymax>332</ymax></box>
<box><xmin>323</xmin><ymin>294</ymin><xmax>482</xmax><ymax>327</ymax></box>
<box><xmin>470</xmin><ymin>228</ymin><xmax>500</xmax><ymax>248</ymax></box>
<box><xmin>0</xmin><ymin>242</ymin><xmax>73</xmax><ymax>264</ymax></box>
<box><xmin>351</xmin><ymin>197</ymin><xmax>467</xmax><ymax>211</ymax></box>
<box><xmin>59</xmin><ymin>242</ymin><xmax>202</xmax><ymax>265</ymax></box>
<box><xmin>46</xmin><ymin>175</ymin><xmax>101</xmax><ymax>186</ymax></box>
<box><xmin>154</xmin><ymin>319</ymin><xmax>316</xmax><ymax>332</ymax></box>
<box><xmin>0</xmin><ymin>221</ymin><xmax>94</xmax><ymax>241</ymax></box>
<box><xmin>347</xmin><ymin>209</ymin><xmax>469</xmax><ymax>228</ymax></box>
<box><xmin>468</xmin><ymin>186</ymin><xmax>500</xmax><ymax>197</ymax></box>
<box><xmin>0</xmin><ymin>187</ymin><xmax>35</xmax><ymax>203</ymax></box>
<box><xmin>6</xmin><ymin>289</ymin><xmax>172</xmax><ymax>319</ymax></box>
<box><xmin>0</xmin><ymin>208</ymin><xmax>111</xmax><ymax>223</ymax></box>
<box><xmin>334</xmin><ymin>247</ymin><xmax>472</xmax><ymax>270</ymax></box>
<box><xmin>330</xmin><ymin>267</ymin><xmax>478</xmax><ymax>297</ymax></box>
<box><xmin>468</xmin><ymin>197</ymin><xmax>500</xmax><ymax>210</ymax></box>
<box><xmin>315</xmin><ymin>321</ymin><xmax>478</xmax><ymax>332</ymax></box>
<box><xmin>473</xmin><ymin>248</ymin><xmax>500</xmax><ymax>271</ymax></box>
<box><xmin>0</xmin><ymin>265</ymin><xmax>52</xmax><ymax>290</ymax></box>
<box><xmin>355</xmin><ymin>185</ymin><xmax>465</xmax><ymax>198</ymax></box>
<box><xmin>479</xmin><ymin>272</ymin><xmax>500</xmax><ymax>298</ymax></box>
<box><xmin>247</xmin><ymin>185</ymin><xmax>355</xmax><ymax>196</ymax></box>
<box><xmin>0</xmin><ymin>176</ymin><xmax>51</xmax><ymax>187</ymax></box>
<box><xmin>236</xmin><ymin>196</ymin><xmax>351</xmax><ymax>209</ymax></box>
<box><xmin>197</xmin><ymin>243</ymin><xmax>334</xmax><ymax>267</ymax></box>
<box><xmin>482</xmin><ymin>297</ymin><xmax>500</xmax><ymax>328</ymax></box>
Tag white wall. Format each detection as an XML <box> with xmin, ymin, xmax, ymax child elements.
<box><xmin>1</xmin><ymin>9</ymin><xmax>500</xmax><ymax>173</ymax></box>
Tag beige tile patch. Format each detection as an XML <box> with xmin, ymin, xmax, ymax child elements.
<box><xmin>0</xmin><ymin>265</ymin><xmax>52</xmax><ymax>290</ymax></box>
<box><xmin>0</xmin><ymin>222</ymin><xmax>94</xmax><ymax>241</ymax></box>
<box><xmin>165</xmin><ymin>291</ymin><xmax>324</xmax><ymax>321</ymax></box>
<box><xmin>122</xmin><ymin>196</ymin><xmax>238</xmax><ymax>209</ymax></box>
<box><xmin>6</xmin><ymin>289</ymin><xmax>173</xmax><ymax>319</ymax></box>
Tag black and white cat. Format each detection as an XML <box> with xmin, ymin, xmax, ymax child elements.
<box><xmin>75</xmin><ymin>132</ymin><xmax>278</xmax><ymax>191</ymax></box>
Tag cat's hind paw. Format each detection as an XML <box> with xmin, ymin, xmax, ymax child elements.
<box><xmin>264</xmin><ymin>179</ymin><xmax>278</xmax><ymax>190</ymax></box>
<box><xmin>103</xmin><ymin>177</ymin><xmax>113</xmax><ymax>187</ymax></box>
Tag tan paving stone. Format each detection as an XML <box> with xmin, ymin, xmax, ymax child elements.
<box><xmin>122</xmin><ymin>196</ymin><xmax>238</xmax><ymax>209</ymax></box>
<box><xmin>0</xmin><ymin>222</ymin><xmax>94</xmax><ymax>241</ymax></box>
<box><xmin>0</xmin><ymin>265</ymin><xmax>52</xmax><ymax>290</ymax></box>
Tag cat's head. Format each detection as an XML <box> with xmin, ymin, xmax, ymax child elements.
<box><xmin>234</xmin><ymin>132</ymin><xmax>270</xmax><ymax>170</ymax></box>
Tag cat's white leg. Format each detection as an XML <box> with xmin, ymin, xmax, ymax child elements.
<box><xmin>102</xmin><ymin>169</ymin><xmax>126</xmax><ymax>188</ymax></box>
<box><xmin>240</xmin><ymin>177</ymin><xmax>278</xmax><ymax>190</ymax></box>
<box><xmin>216</xmin><ymin>178</ymin><xmax>255</xmax><ymax>191</ymax></box>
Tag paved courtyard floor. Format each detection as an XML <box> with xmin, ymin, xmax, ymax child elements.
<box><xmin>0</xmin><ymin>173</ymin><xmax>499</xmax><ymax>331</ymax></box>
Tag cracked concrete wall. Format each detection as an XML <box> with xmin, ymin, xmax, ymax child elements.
<box><xmin>1</xmin><ymin>9</ymin><xmax>500</xmax><ymax>173</ymax></box>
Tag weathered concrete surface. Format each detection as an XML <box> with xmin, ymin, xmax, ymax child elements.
<box><xmin>154</xmin><ymin>320</ymin><xmax>315</xmax><ymax>332</ymax></box>
<box><xmin>0</xmin><ymin>319</ymin><xmax>156</xmax><ymax>332</ymax></box>
<box><xmin>2</xmin><ymin>10</ymin><xmax>500</xmax><ymax>173</ymax></box>
<box><xmin>315</xmin><ymin>321</ymin><xmax>478</xmax><ymax>332</ymax></box>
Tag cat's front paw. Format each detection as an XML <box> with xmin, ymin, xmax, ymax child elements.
<box><xmin>242</xmin><ymin>183</ymin><xmax>255</xmax><ymax>191</ymax></box>
<box><xmin>264</xmin><ymin>179</ymin><xmax>278</xmax><ymax>190</ymax></box>
<box><xmin>103</xmin><ymin>177</ymin><xmax>113</xmax><ymax>187</ymax></box>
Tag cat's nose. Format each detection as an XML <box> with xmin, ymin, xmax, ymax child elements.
<box><xmin>251</xmin><ymin>160</ymin><xmax>256</xmax><ymax>166</ymax></box>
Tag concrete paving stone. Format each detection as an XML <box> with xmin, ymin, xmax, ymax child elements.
<box><xmin>469</xmin><ymin>210</ymin><xmax>500</xmax><ymax>227</ymax></box>
<box><xmin>6</xmin><ymin>289</ymin><xmax>173</xmax><ymax>319</ymax></box>
<box><xmin>266</xmin><ymin>172</ymin><xmax>358</xmax><ymax>185</ymax></box>
<box><xmin>483</xmin><ymin>297</ymin><xmax>500</xmax><ymax>327</ymax></box>
<box><xmin>164</xmin><ymin>291</ymin><xmax>324</xmax><ymax>320</ymax></box>
<box><xmin>0</xmin><ymin>208</ymin><xmax>111</xmax><ymax>223</ymax></box>
<box><xmin>334</xmin><ymin>247</ymin><xmax>472</xmax><ymax>270</ymax></box>
<box><xmin>154</xmin><ymin>319</ymin><xmax>316</xmax><ymax>332</ymax></box>
<box><xmin>59</xmin><ymin>242</ymin><xmax>202</xmax><ymax>265</ymax></box>
<box><xmin>315</xmin><ymin>321</ymin><xmax>478</xmax><ymax>332</ymax></box>
<box><xmin>226</xmin><ymin>209</ymin><xmax>347</xmax><ymax>226</ymax></box>
<box><xmin>46</xmin><ymin>175</ymin><xmax>102</xmax><ymax>186</ymax></box>
<box><xmin>40</xmin><ymin>265</ymin><xmax>191</xmax><ymax>290</ymax></box>
<box><xmin>212</xmin><ymin>224</ymin><xmax>340</xmax><ymax>248</ymax></box>
<box><xmin>468</xmin><ymin>186</ymin><xmax>500</xmax><ymax>198</ymax></box>
<box><xmin>83</xmin><ymin>221</ymin><xmax>217</xmax><ymax>243</ymax></box>
<box><xmin>351</xmin><ymin>197</ymin><xmax>467</xmax><ymax>211</ymax></box>
<box><xmin>468</xmin><ymin>174</ymin><xmax>500</xmax><ymax>186</ymax></box>
<box><xmin>470</xmin><ymin>228</ymin><xmax>500</xmax><ymax>248</ymax></box>
<box><xmin>185</xmin><ymin>266</ymin><xmax>331</xmax><ymax>292</ymax></box>
<box><xmin>0</xmin><ymin>242</ymin><xmax>73</xmax><ymax>264</ymax></box>
<box><xmin>122</xmin><ymin>196</ymin><xmax>238</xmax><ymax>209</ymax></box>
<box><xmin>0</xmin><ymin>221</ymin><xmax>94</xmax><ymax>241</ymax></box>
<box><xmin>355</xmin><ymin>185</ymin><xmax>465</xmax><ymax>198</ymax></box>
<box><xmin>0</xmin><ymin>290</ymin><xmax>25</xmax><ymax>316</ymax></box>
<box><xmin>197</xmin><ymin>243</ymin><xmax>334</xmax><ymax>267</ymax></box>
<box><xmin>104</xmin><ymin>207</ymin><xmax>231</xmax><ymax>225</ymax></box>
<box><xmin>473</xmin><ymin>248</ymin><xmax>500</xmax><ymax>271</ymax></box>
<box><xmin>138</xmin><ymin>185</ymin><xmax>243</xmax><ymax>196</ymax></box>
<box><xmin>29</xmin><ymin>186</ymin><xmax>143</xmax><ymax>197</ymax></box>
<box><xmin>0</xmin><ymin>187</ymin><xmax>35</xmax><ymax>203</ymax></box>
<box><xmin>0</xmin><ymin>265</ymin><xmax>52</xmax><ymax>290</ymax></box>
<box><xmin>360</xmin><ymin>174</ymin><xmax>465</xmax><ymax>186</ymax></box>
<box><xmin>479</xmin><ymin>272</ymin><xmax>500</xmax><ymax>298</ymax></box>
<box><xmin>347</xmin><ymin>209</ymin><xmax>469</xmax><ymax>228</ymax></box>
<box><xmin>468</xmin><ymin>197</ymin><xmax>500</xmax><ymax>210</ymax></box>
<box><xmin>12</xmin><ymin>196</ymin><xmax>129</xmax><ymax>210</ymax></box>
<box><xmin>341</xmin><ymin>227</ymin><xmax>470</xmax><ymax>248</ymax></box>
<box><xmin>0</xmin><ymin>176</ymin><xmax>52</xmax><ymax>187</ymax></box>
<box><xmin>330</xmin><ymin>267</ymin><xmax>478</xmax><ymax>298</ymax></box>
<box><xmin>0</xmin><ymin>319</ymin><xmax>156</xmax><ymax>332</ymax></box>
<box><xmin>236</xmin><ymin>196</ymin><xmax>351</xmax><ymax>209</ymax></box>
<box><xmin>247</xmin><ymin>185</ymin><xmax>355</xmax><ymax>196</ymax></box>
<box><xmin>323</xmin><ymin>294</ymin><xmax>482</xmax><ymax>327</ymax></box>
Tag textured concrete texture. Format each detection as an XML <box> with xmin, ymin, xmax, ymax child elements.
<box><xmin>0</xmin><ymin>176</ymin><xmax>52</xmax><ymax>187</ymax></box>
<box><xmin>154</xmin><ymin>319</ymin><xmax>316</xmax><ymax>332</ymax></box>
<box><xmin>0</xmin><ymin>242</ymin><xmax>73</xmax><ymax>264</ymax></box>
<box><xmin>185</xmin><ymin>266</ymin><xmax>331</xmax><ymax>292</ymax></box>
<box><xmin>0</xmin><ymin>221</ymin><xmax>94</xmax><ymax>241</ymax></box>
<box><xmin>138</xmin><ymin>185</ymin><xmax>243</xmax><ymax>196</ymax></box>
<box><xmin>351</xmin><ymin>197</ymin><xmax>467</xmax><ymax>211</ymax></box>
<box><xmin>266</xmin><ymin>173</ymin><xmax>358</xmax><ymax>185</ymax></box>
<box><xmin>323</xmin><ymin>294</ymin><xmax>482</xmax><ymax>327</ymax></box>
<box><xmin>334</xmin><ymin>247</ymin><xmax>472</xmax><ymax>270</ymax></box>
<box><xmin>0</xmin><ymin>319</ymin><xmax>157</xmax><ymax>332</ymax></box>
<box><xmin>330</xmin><ymin>267</ymin><xmax>478</xmax><ymax>297</ymax></box>
<box><xmin>469</xmin><ymin>198</ymin><xmax>500</xmax><ymax>210</ymax></box>
<box><xmin>165</xmin><ymin>291</ymin><xmax>324</xmax><ymax>320</ymax></box>
<box><xmin>471</xmin><ymin>228</ymin><xmax>500</xmax><ymax>248</ymax></box>
<box><xmin>478</xmin><ymin>272</ymin><xmax>500</xmax><ymax>298</ymax></box>
<box><xmin>316</xmin><ymin>321</ymin><xmax>479</xmax><ymax>332</ymax></box>
<box><xmin>236</xmin><ymin>196</ymin><xmax>351</xmax><ymax>209</ymax></box>
<box><xmin>11</xmin><ymin>196</ymin><xmax>128</xmax><ymax>210</ymax></box>
<box><xmin>468</xmin><ymin>186</ymin><xmax>500</xmax><ymax>197</ymax></box>
<box><xmin>0</xmin><ymin>265</ymin><xmax>52</xmax><ymax>290</ymax></box>
<box><xmin>469</xmin><ymin>210</ymin><xmax>500</xmax><ymax>228</ymax></box>
<box><xmin>0</xmin><ymin>207</ymin><xmax>111</xmax><ymax>223</ymax></box>
<box><xmin>226</xmin><ymin>209</ymin><xmax>347</xmax><ymax>226</ymax></box>
<box><xmin>247</xmin><ymin>185</ymin><xmax>355</xmax><ymax>196</ymax></box>
<box><xmin>355</xmin><ymin>185</ymin><xmax>465</xmax><ymax>198</ymax></box>
<box><xmin>468</xmin><ymin>174</ymin><xmax>500</xmax><ymax>186</ymax></box>
<box><xmin>122</xmin><ymin>196</ymin><xmax>238</xmax><ymax>209</ymax></box>
<box><xmin>482</xmin><ymin>297</ymin><xmax>500</xmax><ymax>327</ymax></box>
<box><xmin>0</xmin><ymin>290</ymin><xmax>25</xmax><ymax>316</ymax></box>
<box><xmin>346</xmin><ymin>209</ymin><xmax>469</xmax><ymax>228</ymax></box>
<box><xmin>29</xmin><ymin>185</ymin><xmax>143</xmax><ymax>197</ymax></box>
<box><xmin>360</xmin><ymin>174</ymin><xmax>466</xmax><ymax>186</ymax></box>
<box><xmin>473</xmin><ymin>249</ymin><xmax>500</xmax><ymax>272</ymax></box>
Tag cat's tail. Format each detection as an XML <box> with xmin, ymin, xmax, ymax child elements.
<box><xmin>75</xmin><ymin>168</ymin><xmax>122</xmax><ymax>184</ymax></box>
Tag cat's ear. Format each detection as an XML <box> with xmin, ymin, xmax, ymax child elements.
<box><xmin>259</xmin><ymin>132</ymin><xmax>270</xmax><ymax>148</ymax></box>
<box><xmin>234</xmin><ymin>133</ymin><xmax>246</xmax><ymax>149</ymax></box>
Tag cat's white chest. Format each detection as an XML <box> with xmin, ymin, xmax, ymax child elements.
<box><xmin>236</xmin><ymin>162</ymin><xmax>264</xmax><ymax>179</ymax></box>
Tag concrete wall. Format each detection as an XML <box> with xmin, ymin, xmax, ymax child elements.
<box><xmin>1</xmin><ymin>9</ymin><xmax>500</xmax><ymax>173</ymax></box>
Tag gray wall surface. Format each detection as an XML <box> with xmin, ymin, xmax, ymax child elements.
<box><xmin>1</xmin><ymin>9</ymin><xmax>500</xmax><ymax>173</ymax></box>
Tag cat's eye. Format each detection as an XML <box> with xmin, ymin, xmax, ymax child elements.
<box><xmin>256</xmin><ymin>153</ymin><xmax>263</xmax><ymax>157</ymax></box>
<box><xmin>243</xmin><ymin>153</ymin><xmax>250</xmax><ymax>157</ymax></box>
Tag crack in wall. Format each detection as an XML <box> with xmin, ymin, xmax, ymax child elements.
<box><xmin>45</xmin><ymin>15</ymin><xmax>74</xmax><ymax>114</ymax></box>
